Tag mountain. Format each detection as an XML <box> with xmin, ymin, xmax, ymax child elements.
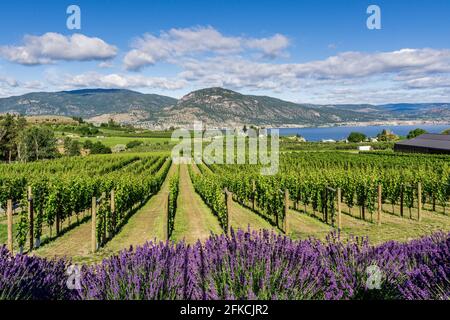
<box><xmin>0</xmin><ymin>87</ymin><xmax>448</xmax><ymax>128</ymax></box>
<box><xmin>154</xmin><ymin>87</ymin><xmax>383</xmax><ymax>128</ymax></box>
<box><xmin>0</xmin><ymin>88</ymin><xmax>177</xmax><ymax>119</ymax></box>
<box><xmin>377</xmin><ymin>103</ymin><xmax>450</xmax><ymax>120</ymax></box>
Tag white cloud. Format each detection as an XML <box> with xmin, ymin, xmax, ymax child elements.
<box><xmin>403</xmin><ymin>76</ymin><xmax>450</xmax><ymax>89</ymax></box>
<box><xmin>0</xmin><ymin>33</ymin><xmax>117</xmax><ymax>65</ymax></box>
<box><xmin>124</xmin><ymin>26</ymin><xmax>290</xmax><ymax>71</ymax></box>
<box><xmin>175</xmin><ymin>48</ymin><xmax>450</xmax><ymax>93</ymax></box>
<box><xmin>98</xmin><ymin>61</ymin><xmax>114</xmax><ymax>68</ymax></box>
<box><xmin>48</xmin><ymin>72</ymin><xmax>187</xmax><ymax>91</ymax></box>
<box><xmin>289</xmin><ymin>48</ymin><xmax>450</xmax><ymax>79</ymax></box>
<box><xmin>0</xmin><ymin>76</ymin><xmax>18</xmax><ymax>87</ymax></box>
<box><xmin>246</xmin><ymin>34</ymin><xmax>290</xmax><ymax>58</ymax></box>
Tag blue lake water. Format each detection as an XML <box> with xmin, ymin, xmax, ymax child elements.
<box><xmin>272</xmin><ymin>125</ymin><xmax>450</xmax><ymax>142</ymax></box>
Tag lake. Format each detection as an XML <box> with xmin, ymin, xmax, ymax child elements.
<box><xmin>272</xmin><ymin>124</ymin><xmax>450</xmax><ymax>142</ymax></box>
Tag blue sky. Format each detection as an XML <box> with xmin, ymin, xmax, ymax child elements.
<box><xmin>0</xmin><ymin>0</ymin><xmax>449</xmax><ymax>104</ymax></box>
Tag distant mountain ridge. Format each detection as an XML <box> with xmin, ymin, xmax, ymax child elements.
<box><xmin>0</xmin><ymin>88</ymin><xmax>177</xmax><ymax>119</ymax></box>
<box><xmin>0</xmin><ymin>87</ymin><xmax>448</xmax><ymax>128</ymax></box>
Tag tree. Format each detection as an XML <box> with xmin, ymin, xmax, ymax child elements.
<box><xmin>126</xmin><ymin>140</ymin><xmax>143</xmax><ymax>149</ymax></box>
<box><xmin>347</xmin><ymin>132</ymin><xmax>367</xmax><ymax>143</ymax></box>
<box><xmin>83</xmin><ymin>140</ymin><xmax>94</xmax><ymax>150</ymax></box>
<box><xmin>63</xmin><ymin>137</ymin><xmax>81</xmax><ymax>156</ymax></box>
<box><xmin>71</xmin><ymin>116</ymin><xmax>84</xmax><ymax>124</ymax></box>
<box><xmin>442</xmin><ymin>128</ymin><xmax>450</xmax><ymax>135</ymax></box>
<box><xmin>90</xmin><ymin>141</ymin><xmax>112</xmax><ymax>154</ymax></box>
<box><xmin>377</xmin><ymin>129</ymin><xmax>399</xmax><ymax>142</ymax></box>
<box><xmin>407</xmin><ymin>128</ymin><xmax>428</xmax><ymax>139</ymax></box>
<box><xmin>0</xmin><ymin>114</ymin><xmax>26</xmax><ymax>162</ymax></box>
<box><xmin>17</xmin><ymin>126</ymin><xmax>57</xmax><ymax>162</ymax></box>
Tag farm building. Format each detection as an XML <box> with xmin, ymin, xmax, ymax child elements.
<box><xmin>358</xmin><ymin>146</ymin><xmax>373</xmax><ymax>151</ymax></box>
<box><xmin>394</xmin><ymin>133</ymin><xmax>450</xmax><ymax>154</ymax></box>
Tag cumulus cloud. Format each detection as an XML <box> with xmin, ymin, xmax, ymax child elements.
<box><xmin>0</xmin><ymin>32</ymin><xmax>117</xmax><ymax>65</ymax></box>
<box><xmin>48</xmin><ymin>72</ymin><xmax>187</xmax><ymax>91</ymax></box>
<box><xmin>289</xmin><ymin>48</ymin><xmax>450</xmax><ymax>79</ymax></box>
<box><xmin>175</xmin><ymin>48</ymin><xmax>450</xmax><ymax>93</ymax></box>
<box><xmin>124</xmin><ymin>26</ymin><xmax>290</xmax><ymax>71</ymax></box>
<box><xmin>403</xmin><ymin>76</ymin><xmax>450</xmax><ymax>89</ymax></box>
<box><xmin>0</xmin><ymin>76</ymin><xmax>19</xmax><ymax>87</ymax></box>
<box><xmin>246</xmin><ymin>34</ymin><xmax>290</xmax><ymax>58</ymax></box>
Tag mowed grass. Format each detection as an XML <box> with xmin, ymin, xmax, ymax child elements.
<box><xmin>90</xmin><ymin>162</ymin><xmax>178</xmax><ymax>263</ymax></box>
<box><xmin>287</xmin><ymin>201</ymin><xmax>450</xmax><ymax>245</ymax></box>
<box><xmin>228</xmin><ymin>199</ymin><xmax>276</xmax><ymax>233</ymax></box>
<box><xmin>0</xmin><ymin>214</ymin><xmax>17</xmax><ymax>251</ymax></box>
<box><xmin>171</xmin><ymin>164</ymin><xmax>223</xmax><ymax>244</ymax></box>
<box><xmin>0</xmin><ymin>223</ymin><xmax>7</xmax><ymax>245</ymax></box>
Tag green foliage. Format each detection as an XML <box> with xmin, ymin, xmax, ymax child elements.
<box><xmin>126</xmin><ymin>140</ymin><xmax>144</xmax><ymax>149</ymax></box>
<box><xmin>17</xmin><ymin>126</ymin><xmax>57</xmax><ymax>162</ymax></box>
<box><xmin>189</xmin><ymin>166</ymin><xmax>228</xmax><ymax>231</ymax></box>
<box><xmin>16</xmin><ymin>206</ymin><xmax>29</xmax><ymax>251</ymax></box>
<box><xmin>347</xmin><ymin>132</ymin><xmax>367</xmax><ymax>143</ymax></box>
<box><xmin>0</xmin><ymin>154</ymin><xmax>172</xmax><ymax>248</ymax></box>
<box><xmin>71</xmin><ymin>117</ymin><xmax>84</xmax><ymax>124</ymax></box>
<box><xmin>407</xmin><ymin>128</ymin><xmax>428</xmax><ymax>139</ymax></box>
<box><xmin>63</xmin><ymin>137</ymin><xmax>81</xmax><ymax>156</ymax></box>
<box><xmin>89</xmin><ymin>142</ymin><xmax>112</xmax><ymax>154</ymax></box>
<box><xmin>83</xmin><ymin>140</ymin><xmax>94</xmax><ymax>150</ymax></box>
<box><xmin>209</xmin><ymin>151</ymin><xmax>450</xmax><ymax>223</ymax></box>
<box><xmin>280</xmin><ymin>141</ymin><xmax>394</xmax><ymax>151</ymax></box>
<box><xmin>0</xmin><ymin>114</ymin><xmax>27</xmax><ymax>161</ymax></box>
<box><xmin>168</xmin><ymin>171</ymin><xmax>180</xmax><ymax>237</ymax></box>
<box><xmin>377</xmin><ymin>129</ymin><xmax>399</xmax><ymax>142</ymax></box>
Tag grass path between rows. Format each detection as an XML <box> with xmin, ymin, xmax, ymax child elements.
<box><xmin>92</xmin><ymin>162</ymin><xmax>178</xmax><ymax>261</ymax></box>
<box><xmin>34</xmin><ymin>162</ymin><xmax>176</xmax><ymax>263</ymax></box>
<box><xmin>196</xmin><ymin>162</ymin><xmax>276</xmax><ymax>233</ymax></box>
<box><xmin>228</xmin><ymin>199</ymin><xmax>276</xmax><ymax>233</ymax></box>
<box><xmin>287</xmin><ymin>201</ymin><xmax>450</xmax><ymax>245</ymax></box>
<box><xmin>33</xmin><ymin>217</ymin><xmax>92</xmax><ymax>261</ymax></box>
<box><xmin>171</xmin><ymin>164</ymin><xmax>222</xmax><ymax>244</ymax></box>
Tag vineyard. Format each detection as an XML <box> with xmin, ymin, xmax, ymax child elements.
<box><xmin>0</xmin><ymin>149</ymin><xmax>449</xmax><ymax>301</ymax></box>
<box><xmin>202</xmin><ymin>152</ymin><xmax>450</xmax><ymax>232</ymax></box>
<box><xmin>0</xmin><ymin>153</ymin><xmax>171</xmax><ymax>254</ymax></box>
<box><xmin>0</xmin><ymin>150</ymin><xmax>449</xmax><ymax>268</ymax></box>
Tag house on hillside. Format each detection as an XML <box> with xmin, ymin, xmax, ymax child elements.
<box><xmin>394</xmin><ymin>134</ymin><xmax>450</xmax><ymax>154</ymax></box>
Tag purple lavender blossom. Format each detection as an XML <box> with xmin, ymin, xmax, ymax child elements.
<box><xmin>1</xmin><ymin>230</ymin><xmax>449</xmax><ymax>300</ymax></box>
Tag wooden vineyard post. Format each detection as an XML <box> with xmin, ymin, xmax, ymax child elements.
<box><xmin>28</xmin><ymin>186</ymin><xmax>34</xmax><ymax>252</ymax></box>
<box><xmin>284</xmin><ymin>189</ymin><xmax>289</xmax><ymax>234</ymax></box>
<box><xmin>377</xmin><ymin>185</ymin><xmax>382</xmax><ymax>226</ymax></box>
<box><xmin>110</xmin><ymin>190</ymin><xmax>116</xmax><ymax>236</ymax></box>
<box><xmin>400</xmin><ymin>184</ymin><xmax>404</xmax><ymax>217</ymax></box>
<box><xmin>91</xmin><ymin>197</ymin><xmax>97</xmax><ymax>253</ymax></box>
<box><xmin>417</xmin><ymin>182</ymin><xmax>422</xmax><ymax>222</ymax></box>
<box><xmin>101</xmin><ymin>192</ymin><xmax>107</xmax><ymax>243</ymax></box>
<box><xmin>337</xmin><ymin>188</ymin><xmax>342</xmax><ymax>231</ymax></box>
<box><xmin>7</xmin><ymin>199</ymin><xmax>13</xmax><ymax>253</ymax></box>
<box><xmin>252</xmin><ymin>180</ymin><xmax>256</xmax><ymax>211</ymax></box>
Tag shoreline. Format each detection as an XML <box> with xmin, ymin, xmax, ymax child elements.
<box><xmin>267</xmin><ymin>120</ymin><xmax>450</xmax><ymax>130</ymax></box>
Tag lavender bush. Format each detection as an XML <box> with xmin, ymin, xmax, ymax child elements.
<box><xmin>1</xmin><ymin>230</ymin><xmax>449</xmax><ymax>300</ymax></box>
<box><xmin>79</xmin><ymin>230</ymin><xmax>450</xmax><ymax>300</ymax></box>
<box><xmin>0</xmin><ymin>246</ymin><xmax>76</xmax><ymax>300</ymax></box>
